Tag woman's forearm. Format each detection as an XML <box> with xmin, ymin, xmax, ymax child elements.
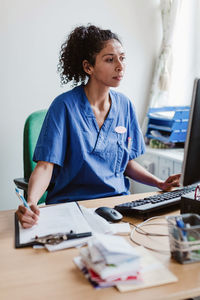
<box><xmin>124</xmin><ymin>160</ymin><xmax>162</xmax><ymax>188</ymax></box>
<box><xmin>125</xmin><ymin>159</ymin><xmax>180</xmax><ymax>191</ymax></box>
<box><xmin>27</xmin><ymin>161</ymin><xmax>54</xmax><ymax>205</ymax></box>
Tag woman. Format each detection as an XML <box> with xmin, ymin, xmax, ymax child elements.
<box><xmin>16</xmin><ymin>25</ymin><xmax>180</xmax><ymax>228</ymax></box>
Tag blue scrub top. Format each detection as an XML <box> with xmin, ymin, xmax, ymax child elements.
<box><xmin>33</xmin><ymin>85</ymin><xmax>145</xmax><ymax>204</ymax></box>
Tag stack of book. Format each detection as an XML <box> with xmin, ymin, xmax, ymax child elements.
<box><xmin>74</xmin><ymin>234</ymin><xmax>141</xmax><ymax>288</ymax></box>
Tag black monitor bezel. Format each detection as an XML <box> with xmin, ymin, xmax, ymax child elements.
<box><xmin>181</xmin><ymin>78</ymin><xmax>200</xmax><ymax>186</ymax></box>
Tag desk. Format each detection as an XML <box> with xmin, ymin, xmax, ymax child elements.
<box><xmin>1</xmin><ymin>193</ymin><xmax>200</xmax><ymax>300</ymax></box>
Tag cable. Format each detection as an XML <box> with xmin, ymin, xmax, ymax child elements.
<box><xmin>129</xmin><ymin>216</ymin><xmax>170</xmax><ymax>254</ymax></box>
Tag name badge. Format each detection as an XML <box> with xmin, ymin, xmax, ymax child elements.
<box><xmin>115</xmin><ymin>126</ymin><xmax>127</xmax><ymax>134</ymax></box>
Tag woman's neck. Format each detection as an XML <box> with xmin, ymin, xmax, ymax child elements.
<box><xmin>84</xmin><ymin>81</ymin><xmax>111</xmax><ymax>129</ymax></box>
<box><xmin>84</xmin><ymin>81</ymin><xmax>110</xmax><ymax>109</ymax></box>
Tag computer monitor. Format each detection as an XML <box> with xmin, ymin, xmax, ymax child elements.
<box><xmin>181</xmin><ymin>78</ymin><xmax>200</xmax><ymax>186</ymax></box>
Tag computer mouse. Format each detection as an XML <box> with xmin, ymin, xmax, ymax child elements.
<box><xmin>95</xmin><ymin>206</ymin><xmax>123</xmax><ymax>223</ymax></box>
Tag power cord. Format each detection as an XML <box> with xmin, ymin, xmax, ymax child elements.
<box><xmin>129</xmin><ymin>216</ymin><xmax>170</xmax><ymax>254</ymax></box>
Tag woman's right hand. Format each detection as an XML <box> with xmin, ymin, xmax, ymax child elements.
<box><xmin>16</xmin><ymin>204</ymin><xmax>40</xmax><ymax>228</ymax></box>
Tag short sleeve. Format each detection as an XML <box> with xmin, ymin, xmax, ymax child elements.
<box><xmin>33</xmin><ymin>98</ymin><xmax>68</xmax><ymax>167</ymax></box>
<box><xmin>127</xmin><ymin>101</ymin><xmax>146</xmax><ymax>160</ymax></box>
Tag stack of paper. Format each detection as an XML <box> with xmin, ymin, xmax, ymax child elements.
<box><xmin>74</xmin><ymin>234</ymin><xmax>141</xmax><ymax>288</ymax></box>
<box><xmin>116</xmin><ymin>247</ymin><xmax>178</xmax><ymax>292</ymax></box>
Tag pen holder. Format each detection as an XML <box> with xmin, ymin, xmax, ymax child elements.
<box><xmin>167</xmin><ymin>214</ymin><xmax>200</xmax><ymax>264</ymax></box>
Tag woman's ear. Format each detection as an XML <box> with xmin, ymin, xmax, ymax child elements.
<box><xmin>82</xmin><ymin>60</ymin><xmax>93</xmax><ymax>75</ymax></box>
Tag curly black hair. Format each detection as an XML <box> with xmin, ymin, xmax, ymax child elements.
<box><xmin>58</xmin><ymin>24</ymin><xmax>121</xmax><ymax>86</ymax></box>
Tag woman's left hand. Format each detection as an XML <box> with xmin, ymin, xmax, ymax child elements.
<box><xmin>157</xmin><ymin>174</ymin><xmax>181</xmax><ymax>191</ymax></box>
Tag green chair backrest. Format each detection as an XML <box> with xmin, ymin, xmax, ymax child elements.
<box><xmin>24</xmin><ymin>110</ymin><xmax>47</xmax><ymax>204</ymax></box>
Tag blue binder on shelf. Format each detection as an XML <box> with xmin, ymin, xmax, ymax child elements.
<box><xmin>146</xmin><ymin>106</ymin><xmax>190</xmax><ymax>143</ymax></box>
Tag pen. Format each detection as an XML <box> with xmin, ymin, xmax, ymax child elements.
<box><xmin>128</xmin><ymin>137</ymin><xmax>132</xmax><ymax>150</ymax></box>
<box><xmin>34</xmin><ymin>231</ymin><xmax>92</xmax><ymax>245</ymax></box>
<box><xmin>175</xmin><ymin>217</ymin><xmax>187</xmax><ymax>241</ymax></box>
<box><xmin>175</xmin><ymin>216</ymin><xmax>190</xmax><ymax>260</ymax></box>
<box><xmin>195</xmin><ymin>184</ymin><xmax>200</xmax><ymax>200</ymax></box>
<box><xmin>15</xmin><ymin>188</ymin><xmax>31</xmax><ymax>210</ymax></box>
<box><xmin>67</xmin><ymin>232</ymin><xmax>92</xmax><ymax>240</ymax></box>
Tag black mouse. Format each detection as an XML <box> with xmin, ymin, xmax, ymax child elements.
<box><xmin>95</xmin><ymin>206</ymin><xmax>123</xmax><ymax>223</ymax></box>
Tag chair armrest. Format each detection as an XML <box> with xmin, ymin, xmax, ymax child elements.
<box><xmin>13</xmin><ymin>178</ymin><xmax>54</xmax><ymax>192</ymax></box>
<box><xmin>13</xmin><ymin>178</ymin><xmax>28</xmax><ymax>191</ymax></box>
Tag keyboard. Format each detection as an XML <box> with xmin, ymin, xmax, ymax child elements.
<box><xmin>114</xmin><ymin>185</ymin><xmax>197</xmax><ymax>218</ymax></box>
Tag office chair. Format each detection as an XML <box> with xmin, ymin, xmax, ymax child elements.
<box><xmin>14</xmin><ymin>110</ymin><xmax>47</xmax><ymax>205</ymax></box>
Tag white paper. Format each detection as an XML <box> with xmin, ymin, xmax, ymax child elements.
<box><xmin>45</xmin><ymin>236</ymin><xmax>91</xmax><ymax>252</ymax></box>
<box><xmin>149</xmin><ymin>111</ymin><xmax>175</xmax><ymax>120</ymax></box>
<box><xmin>109</xmin><ymin>223</ymin><xmax>131</xmax><ymax>235</ymax></box>
<box><xmin>92</xmin><ymin>233</ymin><xmax>139</xmax><ymax>256</ymax></box>
<box><xmin>81</xmin><ymin>207</ymin><xmax>131</xmax><ymax>235</ymax></box>
<box><xmin>86</xmin><ymin>234</ymin><xmax>140</xmax><ymax>266</ymax></box>
<box><xmin>19</xmin><ymin>202</ymin><xmax>92</xmax><ymax>244</ymax></box>
<box><xmin>79</xmin><ymin>245</ymin><xmax>140</xmax><ymax>280</ymax></box>
<box><xmin>80</xmin><ymin>206</ymin><xmax>115</xmax><ymax>234</ymax></box>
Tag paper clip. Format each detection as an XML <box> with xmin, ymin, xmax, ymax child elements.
<box><xmin>194</xmin><ymin>184</ymin><xmax>200</xmax><ymax>200</ymax></box>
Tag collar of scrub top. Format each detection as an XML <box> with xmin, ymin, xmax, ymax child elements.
<box><xmin>80</xmin><ymin>85</ymin><xmax>117</xmax><ymax>118</ymax></box>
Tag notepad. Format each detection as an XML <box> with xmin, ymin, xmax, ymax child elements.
<box><xmin>15</xmin><ymin>202</ymin><xmax>92</xmax><ymax>248</ymax></box>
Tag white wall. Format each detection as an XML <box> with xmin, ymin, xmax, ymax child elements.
<box><xmin>0</xmin><ymin>0</ymin><xmax>161</xmax><ymax>210</ymax></box>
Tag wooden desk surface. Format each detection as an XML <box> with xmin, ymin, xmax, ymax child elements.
<box><xmin>1</xmin><ymin>193</ymin><xmax>200</xmax><ymax>300</ymax></box>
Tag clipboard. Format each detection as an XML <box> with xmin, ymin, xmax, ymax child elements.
<box><xmin>15</xmin><ymin>213</ymin><xmax>38</xmax><ymax>248</ymax></box>
<box><xmin>14</xmin><ymin>202</ymin><xmax>92</xmax><ymax>248</ymax></box>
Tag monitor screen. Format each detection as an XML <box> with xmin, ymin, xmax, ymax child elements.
<box><xmin>181</xmin><ymin>78</ymin><xmax>200</xmax><ymax>186</ymax></box>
